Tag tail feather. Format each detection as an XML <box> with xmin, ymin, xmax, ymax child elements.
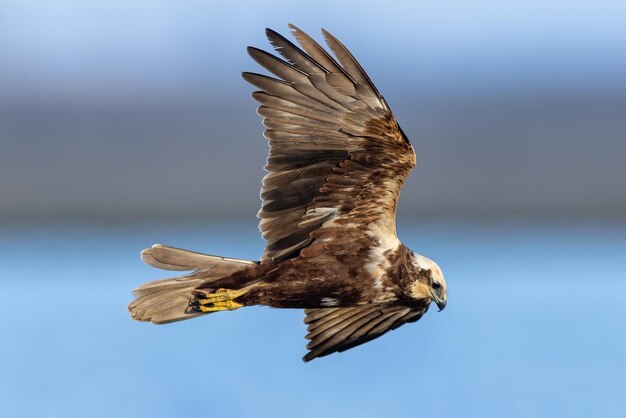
<box><xmin>128</xmin><ymin>244</ymin><xmax>258</xmax><ymax>324</ymax></box>
<box><xmin>128</xmin><ymin>286</ymin><xmax>205</xmax><ymax>324</ymax></box>
<box><xmin>141</xmin><ymin>243</ymin><xmax>257</xmax><ymax>272</ymax></box>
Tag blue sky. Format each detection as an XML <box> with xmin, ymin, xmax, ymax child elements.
<box><xmin>2</xmin><ymin>0</ymin><xmax>626</xmax><ymax>103</ymax></box>
<box><xmin>1</xmin><ymin>221</ymin><xmax>625</xmax><ymax>417</ymax></box>
<box><xmin>2</xmin><ymin>6</ymin><xmax>625</xmax><ymax>413</ymax></box>
<box><xmin>2</xmin><ymin>0</ymin><xmax>626</xmax><ymax>221</ymax></box>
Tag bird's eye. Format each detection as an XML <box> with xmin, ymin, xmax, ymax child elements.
<box><xmin>432</xmin><ymin>282</ymin><xmax>441</xmax><ymax>289</ymax></box>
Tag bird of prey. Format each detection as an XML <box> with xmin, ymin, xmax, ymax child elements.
<box><xmin>128</xmin><ymin>24</ymin><xmax>447</xmax><ymax>362</ymax></box>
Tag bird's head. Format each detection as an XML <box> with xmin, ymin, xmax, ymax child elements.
<box><xmin>404</xmin><ymin>250</ymin><xmax>447</xmax><ymax>311</ymax></box>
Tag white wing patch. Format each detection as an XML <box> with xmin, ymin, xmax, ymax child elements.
<box><xmin>297</xmin><ymin>207</ymin><xmax>336</xmax><ymax>229</ymax></box>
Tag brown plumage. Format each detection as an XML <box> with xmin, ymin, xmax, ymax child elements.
<box><xmin>128</xmin><ymin>24</ymin><xmax>447</xmax><ymax>362</ymax></box>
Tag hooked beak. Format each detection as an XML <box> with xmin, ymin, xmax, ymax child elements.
<box><xmin>436</xmin><ymin>298</ymin><xmax>447</xmax><ymax>312</ymax></box>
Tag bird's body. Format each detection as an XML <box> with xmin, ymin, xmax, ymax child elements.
<box><xmin>128</xmin><ymin>24</ymin><xmax>447</xmax><ymax>361</ymax></box>
<box><xmin>201</xmin><ymin>243</ymin><xmax>422</xmax><ymax>309</ymax></box>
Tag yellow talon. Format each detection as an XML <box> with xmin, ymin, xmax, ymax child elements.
<box><xmin>198</xmin><ymin>288</ymin><xmax>249</xmax><ymax>304</ymax></box>
<box><xmin>192</xmin><ymin>285</ymin><xmax>259</xmax><ymax>313</ymax></box>
<box><xmin>197</xmin><ymin>300</ymin><xmax>244</xmax><ymax>312</ymax></box>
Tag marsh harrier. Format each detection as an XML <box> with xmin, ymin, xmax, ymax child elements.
<box><xmin>128</xmin><ymin>25</ymin><xmax>447</xmax><ymax>362</ymax></box>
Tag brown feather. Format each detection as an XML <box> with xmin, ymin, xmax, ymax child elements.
<box><xmin>245</xmin><ymin>26</ymin><xmax>416</xmax><ymax>263</ymax></box>
<box><xmin>128</xmin><ymin>245</ymin><xmax>259</xmax><ymax>324</ymax></box>
<box><xmin>288</xmin><ymin>24</ymin><xmax>356</xmax><ymax>87</ymax></box>
<box><xmin>302</xmin><ymin>305</ymin><xmax>428</xmax><ymax>362</ymax></box>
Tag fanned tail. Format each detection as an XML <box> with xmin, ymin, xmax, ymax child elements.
<box><xmin>128</xmin><ymin>244</ymin><xmax>259</xmax><ymax>324</ymax></box>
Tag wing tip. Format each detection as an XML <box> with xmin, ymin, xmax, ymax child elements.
<box><xmin>246</xmin><ymin>45</ymin><xmax>261</xmax><ymax>57</ymax></box>
<box><xmin>265</xmin><ymin>27</ymin><xmax>278</xmax><ymax>39</ymax></box>
<box><xmin>302</xmin><ymin>348</ymin><xmax>333</xmax><ymax>362</ymax></box>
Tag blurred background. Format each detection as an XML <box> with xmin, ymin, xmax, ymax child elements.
<box><xmin>1</xmin><ymin>1</ymin><xmax>625</xmax><ymax>417</ymax></box>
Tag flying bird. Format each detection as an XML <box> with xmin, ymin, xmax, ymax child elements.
<box><xmin>128</xmin><ymin>24</ymin><xmax>447</xmax><ymax>362</ymax></box>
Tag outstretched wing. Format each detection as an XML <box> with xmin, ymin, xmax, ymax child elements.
<box><xmin>244</xmin><ymin>25</ymin><xmax>416</xmax><ymax>263</ymax></box>
<box><xmin>302</xmin><ymin>305</ymin><xmax>428</xmax><ymax>362</ymax></box>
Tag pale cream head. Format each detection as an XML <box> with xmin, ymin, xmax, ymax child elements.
<box><xmin>409</xmin><ymin>252</ymin><xmax>447</xmax><ymax>311</ymax></box>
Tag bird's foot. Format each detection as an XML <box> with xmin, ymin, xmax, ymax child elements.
<box><xmin>190</xmin><ymin>287</ymin><xmax>249</xmax><ymax>313</ymax></box>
